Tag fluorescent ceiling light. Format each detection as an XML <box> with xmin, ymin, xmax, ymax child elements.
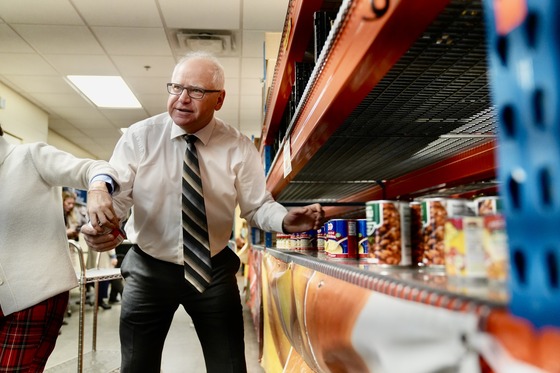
<box><xmin>67</xmin><ymin>75</ymin><xmax>141</xmax><ymax>108</ymax></box>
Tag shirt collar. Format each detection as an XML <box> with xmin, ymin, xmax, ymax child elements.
<box><xmin>170</xmin><ymin>117</ymin><xmax>215</xmax><ymax>146</ymax></box>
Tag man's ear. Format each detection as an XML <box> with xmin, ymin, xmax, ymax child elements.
<box><xmin>214</xmin><ymin>90</ymin><xmax>226</xmax><ymax>111</ymax></box>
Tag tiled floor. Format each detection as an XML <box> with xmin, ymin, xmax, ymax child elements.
<box><xmin>45</xmin><ymin>275</ymin><xmax>264</xmax><ymax>373</ymax></box>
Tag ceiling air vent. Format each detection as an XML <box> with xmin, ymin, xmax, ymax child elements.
<box><xmin>176</xmin><ymin>31</ymin><xmax>234</xmax><ymax>55</ymax></box>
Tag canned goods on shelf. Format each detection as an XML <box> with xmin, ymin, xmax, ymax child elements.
<box><xmin>444</xmin><ymin>216</ymin><xmax>487</xmax><ymax>281</ymax></box>
<box><xmin>365</xmin><ymin>200</ymin><xmax>411</xmax><ymax>266</ymax></box>
<box><xmin>420</xmin><ymin>198</ymin><xmax>471</xmax><ymax>268</ymax></box>
<box><xmin>299</xmin><ymin>229</ymin><xmax>317</xmax><ymax>251</ymax></box>
<box><xmin>482</xmin><ymin>214</ymin><xmax>509</xmax><ymax>283</ymax></box>
<box><xmin>325</xmin><ymin>219</ymin><xmax>357</xmax><ymax>259</ymax></box>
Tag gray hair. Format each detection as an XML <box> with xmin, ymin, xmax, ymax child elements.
<box><xmin>173</xmin><ymin>51</ymin><xmax>225</xmax><ymax>89</ymax></box>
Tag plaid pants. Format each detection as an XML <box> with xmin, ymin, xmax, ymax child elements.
<box><xmin>0</xmin><ymin>291</ymin><xmax>68</xmax><ymax>372</ymax></box>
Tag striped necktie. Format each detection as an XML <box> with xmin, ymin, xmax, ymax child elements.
<box><xmin>182</xmin><ymin>135</ymin><xmax>212</xmax><ymax>292</ymax></box>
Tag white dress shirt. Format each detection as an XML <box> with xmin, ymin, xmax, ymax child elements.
<box><xmin>111</xmin><ymin>112</ymin><xmax>287</xmax><ymax>264</ymax></box>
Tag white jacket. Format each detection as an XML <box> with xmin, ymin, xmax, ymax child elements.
<box><xmin>0</xmin><ymin>137</ymin><xmax>119</xmax><ymax>315</ymax></box>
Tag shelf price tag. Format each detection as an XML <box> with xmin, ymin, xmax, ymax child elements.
<box><xmin>283</xmin><ymin>137</ymin><xmax>292</xmax><ymax>178</ymax></box>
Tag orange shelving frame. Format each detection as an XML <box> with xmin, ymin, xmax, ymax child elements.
<box><xmin>257</xmin><ymin>0</ymin><xmax>560</xmax><ymax>372</ymax></box>
<box><xmin>263</xmin><ymin>0</ymin><xmax>450</xmax><ymax>197</ymax></box>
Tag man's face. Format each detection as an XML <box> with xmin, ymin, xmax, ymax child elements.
<box><xmin>167</xmin><ymin>58</ymin><xmax>225</xmax><ymax>133</ymax></box>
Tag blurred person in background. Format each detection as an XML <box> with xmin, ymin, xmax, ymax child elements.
<box><xmin>0</xmin><ymin>123</ymin><xmax>120</xmax><ymax>372</ymax></box>
<box><xmin>63</xmin><ymin>190</ymin><xmax>80</xmax><ymax>241</ymax></box>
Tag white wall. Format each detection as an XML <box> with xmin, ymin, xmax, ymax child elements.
<box><xmin>0</xmin><ymin>81</ymin><xmax>48</xmax><ymax>143</ymax></box>
<box><xmin>0</xmin><ymin>81</ymin><xmax>95</xmax><ymax>158</ymax></box>
<box><xmin>47</xmin><ymin>131</ymin><xmax>96</xmax><ymax>159</ymax></box>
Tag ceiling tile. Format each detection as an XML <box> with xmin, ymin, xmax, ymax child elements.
<box><xmin>30</xmin><ymin>92</ymin><xmax>92</xmax><ymax>109</ymax></box>
<box><xmin>99</xmin><ymin>108</ymin><xmax>149</xmax><ymax>125</ymax></box>
<box><xmin>48</xmin><ymin>106</ymin><xmax>108</xmax><ymax>123</ymax></box>
<box><xmin>43</xmin><ymin>54</ymin><xmax>119</xmax><ymax>75</ymax></box>
<box><xmin>3</xmin><ymin>76</ymin><xmax>74</xmax><ymax>94</ymax></box>
<box><xmin>125</xmin><ymin>76</ymin><xmax>169</xmax><ymax>95</ymax></box>
<box><xmin>0</xmin><ymin>0</ymin><xmax>83</xmax><ymax>25</ymax></box>
<box><xmin>0</xmin><ymin>54</ymin><xmax>58</xmax><ymax>75</ymax></box>
<box><xmin>243</xmin><ymin>0</ymin><xmax>289</xmax><ymax>30</ymax></box>
<box><xmin>73</xmin><ymin>0</ymin><xmax>162</xmax><ymax>27</ymax></box>
<box><xmin>12</xmin><ymin>25</ymin><xmax>104</xmax><ymax>55</ymax></box>
<box><xmin>49</xmin><ymin>118</ymin><xmax>79</xmax><ymax>132</ymax></box>
<box><xmin>93</xmin><ymin>27</ymin><xmax>173</xmax><ymax>56</ymax></box>
<box><xmin>0</xmin><ymin>24</ymin><xmax>35</xmax><ymax>53</ymax></box>
<box><xmin>159</xmin><ymin>0</ymin><xmax>240</xmax><ymax>30</ymax></box>
<box><xmin>135</xmin><ymin>94</ymin><xmax>168</xmax><ymax>117</ymax></box>
<box><xmin>112</xmin><ymin>55</ymin><xmax>177</xmax><ymax>77</ymax></box>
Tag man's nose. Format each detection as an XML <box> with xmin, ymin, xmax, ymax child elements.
<box><xmin>178</xmin><ymin>89</ymin><xmax>192</xmax><ymax>102</ymax></box>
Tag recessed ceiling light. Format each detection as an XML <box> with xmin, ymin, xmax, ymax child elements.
<box><xmin>66</xmin><ymin>75</ymin><xmax>141</xmax><ymax>108</ymax></box>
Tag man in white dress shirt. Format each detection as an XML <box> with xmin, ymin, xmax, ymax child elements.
<box><xmin>82</xmin><ymin>51</ymin><xmax>325</xmax><ymax>373</ymax></box>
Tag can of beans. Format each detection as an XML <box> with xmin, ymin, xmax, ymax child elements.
<box><xmin>365</xmin><ymin>200</ymin><xmax>411</xmax><ymax>266</ymax></box>
<box><xmin>357</xmin><ymin>219</ymin><xmax>369</xmax><ymax>259</ymax></box>
<box><xmin>420</xmin><ymin>198</ymin><xmax>470</xmax><ymax>268</ymax></box>
<box><xmin>325</xmin><ymin>219</ymin><xmax>357</xmax><ymax>259</ymax></box>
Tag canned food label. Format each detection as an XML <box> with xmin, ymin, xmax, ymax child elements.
<box><xmin>444</xmin><ymin>216</ymin><xmax>486</xmax><ymax>279</ymax></box>
<box><xmin>420</xmin><ymin>198</ymin><xmax>469</xmax><ymax>267</ymax></box>
<box><xmin>365</xmin><ymin>201</ymin><xmax>411</xmax><ymax>266</ymax></box>
<box><xmin>325</xmin><ymin>219</ymin><xmax>357</xmax><ymax>259</ymax></box>
<box><xmin>357</xmin><ymin>219</ymin><xmax>369</xmax><ymax>258</ymax></box>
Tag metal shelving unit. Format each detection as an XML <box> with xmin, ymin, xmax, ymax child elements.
<box><xmin>257</xmin><ymin>0</ymin><xmax>560</xmax><ymax>371</ymax></box>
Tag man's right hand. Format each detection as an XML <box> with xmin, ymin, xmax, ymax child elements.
<box><xmin>81</xmin><ymin>223</ymin><xmax>122</xmax><ymax>252</ymax></box>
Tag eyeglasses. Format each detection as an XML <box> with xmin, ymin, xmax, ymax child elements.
<box><xmin>166</xmin><ymin>83</ymin><xmax>221</xmax><ymax>100</ymax></box>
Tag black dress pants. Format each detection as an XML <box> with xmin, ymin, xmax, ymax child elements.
<box><xmin>119</xmin><ymin>245</ymin><xmax>246</xmax><ymax>373</ymax></box>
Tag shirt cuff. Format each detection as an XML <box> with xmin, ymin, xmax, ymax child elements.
<box><xmin>89</xmin><ymin>174</ymin><xmax>115</xmax><ymax>194</ymax></box>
